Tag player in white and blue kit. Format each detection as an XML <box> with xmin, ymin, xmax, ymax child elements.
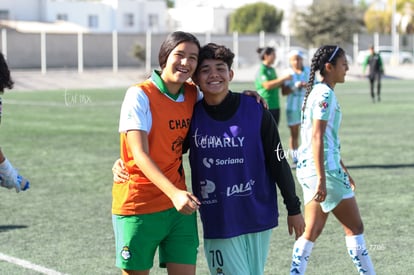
<box><xmin>289</xmin><ymin>45</ymin><xmax>376</xmax><ymax>275</ymax></box>
<box><xmin>283</xmin><ymin>50</ymin><xmax>311</xmax><ymax>164</ymax></box>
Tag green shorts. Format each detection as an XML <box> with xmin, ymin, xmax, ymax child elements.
<box><xmin>112</xmin><ymin>208</ymin><xmax>199</xmax><ymax>271</ymax></box>
<box><xmin>203</xmin><ymin>230</ymin><xmax>272</xmax><ymax>275</ymax></box>
<box><xmin>298</xmin><ymin>169</ymin><xmax>354</xmax><ymax>213</ymax></box>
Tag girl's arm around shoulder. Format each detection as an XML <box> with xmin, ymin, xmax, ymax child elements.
<box><xmin>242</xmin><ymin>90</ymin><xmax>268</xmax><ymax>109</ymax></box>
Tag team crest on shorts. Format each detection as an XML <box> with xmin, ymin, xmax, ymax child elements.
<box><xmin>216</xmin><ymin>267</ymin><xmax>225</xmax><ymax>275</ymax></box>
<box><xmin>121</xmin><ymin>246</ymin><xmax>131</xmax><ymax>260</ymax></box>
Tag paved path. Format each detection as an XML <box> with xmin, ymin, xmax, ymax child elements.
<box><xmin>11</xmin><ymin>64</ymin><xmax>414</xmax><ymax>91</ymax></box>
<box><xmin>12</xmin><ymin>68</ymin><xmax>147</xmax><ymax>91</ymax></box>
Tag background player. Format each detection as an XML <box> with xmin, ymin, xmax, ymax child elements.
<box><xmin>362</xmin><ymin>45</ymin><xmax>384</xmax><ymax>103</ymax></box>
<box><xmin>255</xmin><ymin>46</ymin><xmax>291</xmax><ymax>125</ymax></box>
<box><xmin>0</xmin><ymin>52</ymin><xmax>30</xmax><ymax>192</ymax></box>
<box><xmin>283</xmin><ymin>50</ymin><xmax>311</xmax><ymax>165</ymax></box>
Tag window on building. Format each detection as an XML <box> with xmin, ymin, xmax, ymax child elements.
<box><xmin>88</xmin><ymin>15</ymin><xmax>99</xmax><ymax>28</ymax></box>
<box><xmin>124</xmin><ymin>13</ymin><xmax>134</xmax><ymax>27</ymax></box>
<box><xmin>148</xmin><ymin>14</ymin><xmax>159</xmax><ymax>29</ymax></box>
<box><xmin>56</xmin><ymin>13</ymin><xmax>68</xmax><ymax>21</ymax></box>
<box><xmin>0</xmin><ymin>10</ymin><xmax>10</xmax><ymax>20</ymax></box>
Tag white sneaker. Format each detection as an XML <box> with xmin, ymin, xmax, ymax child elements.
<box><xmin>0</xmin><ymin>158</ymin><xmax>30</xmax><ymax>192</ymax></box>
<box><xmin>0</xmin><ymin>173</ymin><xmax>30</xmax><ymax>192</ymax></box>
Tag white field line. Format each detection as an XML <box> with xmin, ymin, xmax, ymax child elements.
<box><xmin>0</xmin><ymin>252</ymin><xmax>68</xmax><ymax>275</ymax></box>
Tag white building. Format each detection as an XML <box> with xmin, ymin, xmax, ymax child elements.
<box><xmin>170</xmin><ymin>0</ymin><xmax>315</xmax><ymax>35</ymax></box>
<box><xmin>168</xmin><ymin>6</ymin><xmax>232</xmax><ymax>34</ymax></box>
<box><xmin>0</xmin><ymin>0</ymin><xmax>356</xmax><ymax>34</ymax></box>
<box><xmin>169</xmin><ymin>0</ymin><xmax>354</xmax><ymax>35</ymax></box>
<box><xmin>0</xmin><ymin>0</ymin><xmax>168</xmax><ymax>33</ymax></box>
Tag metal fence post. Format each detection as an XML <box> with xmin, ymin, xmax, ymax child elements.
<box><xmin>1</xmin><ymin>29</ymin><xmax>7</xmax><ymax>57</ymax></box>
<box><xmin>145</xmin><ymin>30</ymin><xmax>151</xmax><ymax>74</ymax></box>
<box><xmin>259</xmin><ymin>30</ymin><xmax>265</xmax><ymax>48</ymax></box>
<box><xmin>78</xmin><ymin>31</ymin><xmax>84</xmax><ymax>73</ymax></box>
<box><xmin>353</xmin><ymin>33</ymin><xmax>359</xmax><ymax>64</ymax></box>
<box><xmin>112</xmin><ymin>30</ymin><xmax>118</xmax><ymax>73</ymax></box>
<box><xmin>233</xmin><ymin>31</ymin><xmax>239</xmax><ymax>70</ymax></box>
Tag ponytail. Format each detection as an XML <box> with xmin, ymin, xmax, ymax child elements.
<box><xmin>301</xmin><ymin>45</ymin><xmax>345</xmax><ymax>117</ymax></box>
<box><xmin>0</xmin><ymin>52</ymin><xmax>13</xmax><ymax>92</ymax></box>
<box><xmin>256</xmin><ymin>47</ymin><xmax>275</xmax><ymax>61</ymax></box>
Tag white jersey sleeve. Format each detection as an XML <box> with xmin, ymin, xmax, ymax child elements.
<box><xmin>311</xmin><ymin>84</ymin><xmax>334</xmax><ymax>121</ymax></box>
<box><xmin>118</xmin><ymin>86</ymin><xmax>152</xmax><ymax>133</ymax></box>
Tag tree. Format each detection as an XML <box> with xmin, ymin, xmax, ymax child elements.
<box><xmin>293</xmin><ymin>0</ymin><xmax>363</xmax><ymax>47</ymax></box>
<box><xmin>364</xmin><ymin>5</ymin><xmax>391</xmax><ymax>33</ymax></box>
<box><xmin>229</xmin><ymin>2</ymin><xmax>283</xmax><ymax>34</ymax></box>
<box><xmin>132</xmin><ymin>43</ymin><xmax>145</xmax><ymax>62</ymax></box>
<box><xmin>364</xmin><ymin>0</ymin><xmax>414</xmax><ymax>34</ymax></box>
<box><xmin>166</xmin><ymin>0</ymin><xmax>174</xmax><ymax>8</ymax></box>
<box><xmin>399</xmin><ymin>1</ymin><xmax>414</xmax><ymax>33</ymax></box>
<box><xmin>357</xmin><ymin>0</ymin><xmax>370</xmax><ymax>10</ymax></box>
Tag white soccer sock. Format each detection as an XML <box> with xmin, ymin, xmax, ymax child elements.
<box><xmin>290</xmin><ymin>237</ymin><xmax>314</xmax><ymax>275</ymax></box>
<box><xmin>0</xmin><ymin>158</ymin><xmax>19</xmax><ymax>191</ymax></box>
<box><xmin>346</xmin><ymin>234</ymin><xmax>376</xmax><ymax>275</ymax></box>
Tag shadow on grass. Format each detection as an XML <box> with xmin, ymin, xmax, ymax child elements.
<box><xmin>0</xmin><ymin>225</ymin><xmax>28</xmax><ymax>233</ymax></box>
<box><xmin>348</xmin><ymin>163</ymin><xmax>414</xmax><ymax>169</ymax></box>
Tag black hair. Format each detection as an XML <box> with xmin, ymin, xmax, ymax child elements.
<box><xmin>0</xmin><ymin>52</ymin><xmax>14</xmax><ymax>93</ymax></box>
<box><xmin>256</xmin><ymin>47</ymin><xmax>275</xmax><ymax>61</ymax></box>
<box><xmin>196</xmin><ymin>43</ymin><xmax>234</xmax><ymax>73</ymax></box>
<box><xmin>158</xmin><ymin>31</ymin><xmax>200</xmax><ymax>70</ymax></box>
<box><xmin>302</xmin><ymin>45</ymin><xmax>345</xmax><ymax>114</ymax></box>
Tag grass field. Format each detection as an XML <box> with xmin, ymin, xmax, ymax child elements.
<box><xmin>0</xmin><ymin>78</ymin><xmax>413</xmax><ymax>274</ymax></box>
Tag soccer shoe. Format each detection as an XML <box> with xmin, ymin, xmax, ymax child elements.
<box><xmin>17</xmin><ymin>174</ymin><xmax>30</xmax><ymax>192</ymax></box>
<box><xmin>0</xmin><ymin>173</ymin><xmax>30</xmax><ymax>193</ymax></box>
